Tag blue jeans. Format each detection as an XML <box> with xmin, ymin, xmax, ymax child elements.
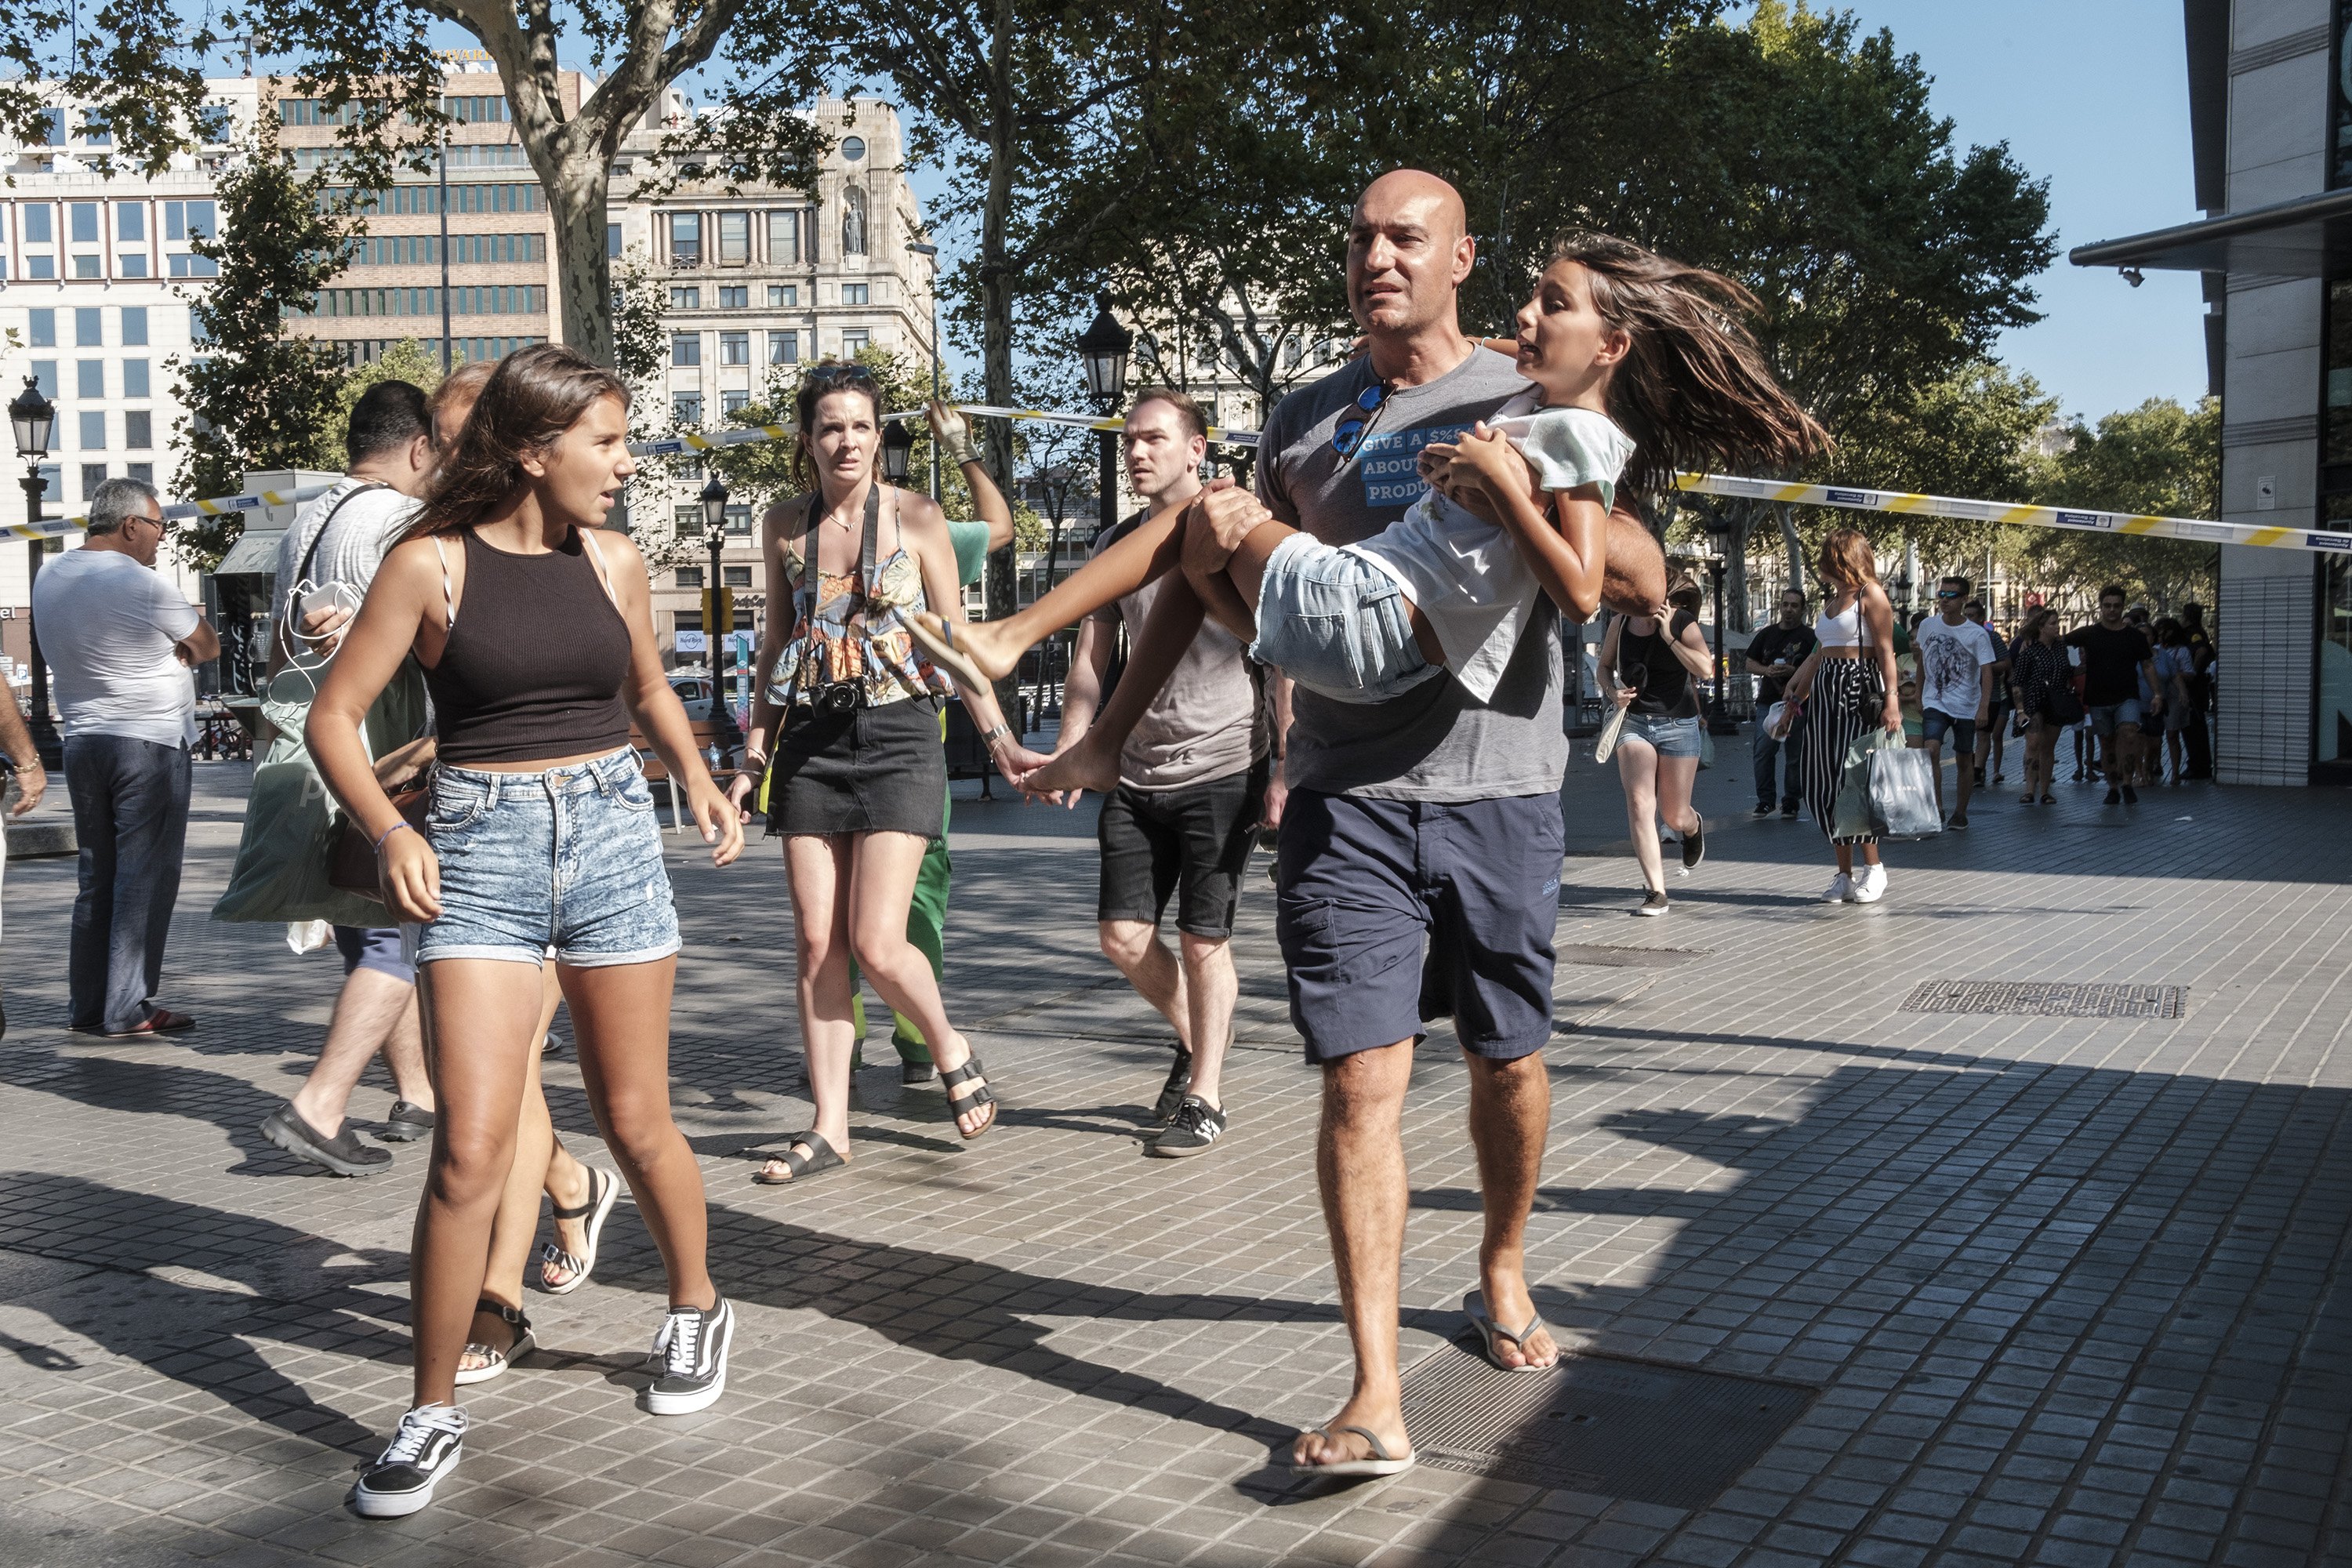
<box><xmin>1752</xmin><ymin>710</ymin><xmax>1805</xmax><ymax>810</ymax></box>
<box><xmin>64</xmin><ymin>734</ymin><xmax>193</xmax><ymax>1033</ymax></box>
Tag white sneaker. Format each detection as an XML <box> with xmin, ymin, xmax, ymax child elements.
<box><xmin>1822</xmin><ymin>873</ymin><xmax>1853</xmax><ymax>902</ymax></box>
<box><xmin>350</xmin><ymin>1403</ymin><xmax>466</xmax><ymax>1518</ymax></box>
<box><xmin>1852</xmin><ymin>864</ymin><xmax>1888</xmax><ymax>903</ymax></box>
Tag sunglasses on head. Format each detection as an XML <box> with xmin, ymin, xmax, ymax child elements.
<box><xmin>1330</xmin><ymin>380</ymin><xmax>1392</xmax><ymax>461</ymax></box>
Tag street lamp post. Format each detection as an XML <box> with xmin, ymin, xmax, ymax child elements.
<box><xmin>699</xmin><ymin>474</ymin><xmax>741</xmax><ymax>760</ymax></box>
<box><xmin>908</xmin><ymin>241</ymin><xmax>942</xmax><ymax>501</ymax></box>
<box><xmin>1698</xmin><ymin>509</ymin><xmax>1739</xmax><ymax>735</ymax></box>
<box><xmin>9</xmin><ymin>376</ymin><xmax>63</xmax><ymax>767</ymax></box>
<box><xmin>880</xmin><ymin>418</ymin><xmax>915</xmax><ymax>487</ymax></box>
<box><xmin>1076</xmin><ymin>289</ymin><xmax>1133</xmax><ymax>542</ymax></box>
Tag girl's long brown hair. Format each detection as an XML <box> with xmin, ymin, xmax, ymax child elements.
<box><xmin>1548</xmin><ymin>232</ymin><xmax>1829</xmax><ymax>495</ymax></box>
<box><xmin>402</xmin><ymin>343</ymin><xmax>630</xmax><ymax>541</ymax></box>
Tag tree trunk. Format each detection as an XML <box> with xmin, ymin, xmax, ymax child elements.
<box><xmin>545</xmin><ymin>155</ymin><xmax>615</xmax><ymax>366</ymax></box>
<box><xmin>1779</xmin><ymin>504</ymin><xmax>1805</xmax><ymax>601</ymax></box>
<box><xmin>978</xmin><ymin>0</ymin><xmax>1021</xmax><ymax>724</ymax></box>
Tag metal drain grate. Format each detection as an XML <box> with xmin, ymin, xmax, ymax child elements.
<box><xmin>1396</xmin><ymin>1347</ymin><xmax>1815</xmax><ymax>1508</ymax></box>
<box><xmin>1900</xmin><ymin>980</ymin><xmax>2185</xmax><ymax>1018</ymax></box>
<box><xmin>1556</xmin><ymin>944</ymin><xmax>1706</xmax><ymax>968</ymax></box>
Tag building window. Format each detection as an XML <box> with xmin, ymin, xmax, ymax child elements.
<box><xmin>671</xmin><ymin>332</ymin><xmax>701</xmax><ymax>366</ymax></box>
<box><xmin>719</xmin><ymin>285</ymin><xmax>748</xmax><ymax>308</ymax></box>
<box><xmin>840</xmin><ymin>187</ymin><xmax>867</xmax><ymax>256</ymax></box>
<box><xmin>27</xmin><ymin>257</ymin><xmax>55</xmax><ymax>280</ymax></box>
<box><xmin>42</xmin><ymin>109</ymin><xmax>64</xmax><ymax>146</ymax></box>
<box><xmin>70</xmin><ymin>203</ymin><xmax>99</xmax><ymax>244</ymax></box>
<box><xmin>163</xmin><ymin>200</ymin><xmax>215</xmax><ymax>239</ymax></box>
<box><xmin>670</xmin><ymin>286</ymin><xmax>700</xmax><ymax>309</ymax></box>
<box><xmin>673</xmin><ymin>506</ymin><xmax>702</xmax><ymax>536</ymax></box>
<box><xmin>125</xmin><ymin>410</ymin><xmax>152</xmax><ymax>449</ymax></box>
<box><xmin>124</xmin><ymin>359</ymin><xmax>150</xmax><ymax>397</ymax></box>
<box><xmin>673</xmin><ymin>610</ymin><xmax>703</xmax><ymax>636</ymax></box>
<box><xmin>118</xmin><ymin>254</ymin><xmax>148</xmax><ymax>278</ymax></box>
<box><xmin>77</xmin><ymin>361</ymin><xmax>103</xmax><ymax>397</ymax></box>
<box><xmin>723</xmin><ymin>564</ymin><xmax>753</xmax><ymax>586</ymax></box>
<box><xmin>28</xmin><ymin>361</ymin><xmax>56</xmax><ymax>397</ymax></box>
<box><xmin>168</xmin><ymin>254</ymin><xmax>220</xmax><ymax>278</ymax></box>
<box><xmin>719</xmin><ymin>331</ymin><xmax>750</xmax><ymax>365</ymax></box>
<box><xmin>669</xmin><ymin>212</ymin><xmax>702</xmax><ymax>267</ymax></box>
<box><xmin>118</xmin><ymin>205</ymin><xmax>144</xmax><ymax>241</ymax></box>
<box><xmin>717</xmin><ymin>211</ymin><xmax>750</xmax><ymax>266</ymax></box>
<box><xmin>82</xmin><ymin>463</ymin><xmax>108</xmax><ymax>497</ymax></box>
<box><xmin>769</xmin><ymin>331</ymin><xmax>800</xmax><ymax>365</ymax></box>
<box><xmin>842</xmin><ymin>283</ymin><xmax>869</xmax><ymax>305</ymax></box>
<box><xmin>26</xmin><ymin>206</ymin><xmax>53</xmax><ymax>244</ymax></box>
<box><xmin>28</xmin><ymin>310</ymin><xmax>55</xmax><ymax>347</ymax></box>
<box><xmin>73</xmin><ymin>256</ymin><xmax>101</xmax><ymax>278</ymax></box>
<box><xmin>608</xmin><ymin>223</ymin><xmax>622</xmax><ymax>257</ymax></box>
<box><xmin>80</xmin><ymin>412</ymin><xmax>106</xmax><ymax>450</ymax></box>
<box><xmin>673</xmin><ymin>392</ymin><xmax>703</xmax><ymax>425</ymax></box>
<box><xmin>676</xmin><ymin>565</ymin><xmax>705</xmax><ymax>588</ymax></box>
<box><xmin>767</xmin><ymin>209</ymin><xmax>799</xmax><ymax>265</ymax></box>
<box><xmin>768</xmin><ymin>284</ymin><xmax>797</xmax><ymax>307</ymax></box>
<box><xmin>841</xmin><ymin>328</ymin><xmax>869</xmax><ymax>355</ymax></box>
<box><xmin>840</xmin><ymin>135</ymin><xmax>866</xmax><ymax>162</ymax></box>
<box><xmin>724</xmin><ymin>505</ymin><xmax>753</xmax><ymax>535</ymax></box>
<box><xmin>76</xmin><ymin>307</ymin><xmax>101</xmax><ymax>346</ymax></box>
<box><xmin>722</xmin><ymin>390</ymin><xmax>750</xmax><ymax>416</ymax></box>
<box><xmin>127</xmin><ymin>462</ymin><xmax>153</xmax><ymax>485</ymax></box>
<box><xmin>121</xmin><ymin>308</ymin><xmax>148</xmax><ymax>347</ymax></box>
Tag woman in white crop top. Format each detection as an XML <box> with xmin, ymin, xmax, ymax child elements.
<box><xmin>1777</xmin><ymin>527</ymin><xmax>1900</xmax><ymax>903</ymax></box>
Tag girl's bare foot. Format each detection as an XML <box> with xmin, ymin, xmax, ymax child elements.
<box><xmin>1024</xmin><ymin>731</ymin><xmax>1122</xmax><ymax>797</ymax></box>
<box><xmin>906</xmin><ymin>612</ymin><xmax>1022</xmax><ymax>687</ymax></box>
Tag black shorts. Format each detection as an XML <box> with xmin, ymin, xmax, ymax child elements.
<box><xmin>1096</xmin><ymin>759</ymin><xmax>1269</xmax><ymax>940</ymax></box>
<box><xmin>769</xmin><ymin>698</ymin><xmax>946</xmax><ymax>839</ymax></box>
<box><xmin>1275</xmin><ymin>789</ymin><xmax>1563</xmax><ymax>1064</ymax></box>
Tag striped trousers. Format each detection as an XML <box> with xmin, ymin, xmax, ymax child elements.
<box><xmin>1803</xmin><ymin>657</ymin><xmax>1886</xmax><ymax>845</ymax></box>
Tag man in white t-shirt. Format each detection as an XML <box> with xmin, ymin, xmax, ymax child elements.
<box><xmin>32</xmin><ymin>477</ymin><xmax>219</xmax><ymax>1036</ymax></box>
<box><xmin>256</xmin><ymin>379</ymin><xmax>441</xmax><ymax>1178</ymax></box>
<box><xmin>1915</xmin><ymin>573</ymin><xmax>1998</xmax><ymax>828</ymax></box>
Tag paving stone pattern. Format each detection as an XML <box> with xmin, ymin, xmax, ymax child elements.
<box><xmin>0</xmin><ymin>749</ymin><xmax>2347</xmax><ymax>1566</ymax></box>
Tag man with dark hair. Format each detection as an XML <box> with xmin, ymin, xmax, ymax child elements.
<box><xmin>2179</xmin><ymin>601</ymin><xmax>2215</xmax><ymax>779</ymax></box>
<box><xmin>34</xmin><ymin>477</ymin><xmax>219</xmax><ymax>1036</ymax></box>
<box><xmin>1963</xmin><ymin>599</ymin><xmax>2010</xmax><ymax>788</ymax></box>
<box><xmin>256</xmin><ymin>379</ymin><xmax>439</xmax><ymax>1175</ymax></box>
<box><xmin>2066</xmin><ymin>584</ymin><xmax>2163</xmax><ymax>807</ymax></box>
<box><xmin>1052</xmin><ymin>387</ymin><xmax>1271</xmax><ymax>1157</ymax></box>
<box><xmin>1745</xmin><ymin>587</ymin><xmax>1814</xmax><ymax>818</ymax></box>
<box><xmin>1915</xmin><ymin>575</ymin><xmax>1997</xmax><ymax>827</ymax></box>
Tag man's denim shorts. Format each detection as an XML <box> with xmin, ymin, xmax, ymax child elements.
<box><xmin>416</xmin><ymin>748</ymin><xmax>681</xmax><ymax>969</ymax></box>
<box><xmin>1920</xmin><ymin>707</ymin><xmax>1976</xmax><ymax>751</ymax></box>
<box><xmin>2087</xmin><ymin>699</ymin><xmax>2143</xmax><ymax>738</ymax></box>
<box><xmin>1275</xmin><ymin>789</ymin><xmax>1562</xmax><ymax>1064</ymax></box>
<box><xmin>1249</xmin><ymin>534</ymin><xmax>1439</xmax><ymax>704</ymax></box>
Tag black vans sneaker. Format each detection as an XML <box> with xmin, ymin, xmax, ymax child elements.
<box><xmin>1146</xmin><ymin>1096</ymin><xmax>1227</xmax><ymax>1159</ymax></box>
<box><xmin>642</xmin><ymin>1298</ymin><xmax>732</xmax><ymax>1415</ymax></box>
<box><xmin>1680</xmin><ymin>812</ymin><xmax>1705</xmax><ymax>870</ymax></box>
<box><xmin>261</xmin><ymin>1103</ymin><xmax>391</xmax><ymax>1177</ymax></box>
<box><xmin>350</xmin><ymin>1403</ymin><xmax>466</xmax><ymax>1518</ymax></box>
<box><xmin>1152</xmin><ymin>1047</ymin><xmax>1194</xmax><ymax>1123</ymax></box>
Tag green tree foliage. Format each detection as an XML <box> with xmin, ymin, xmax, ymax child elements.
<box><xmin>2022</xmin><ymin>398</ymin><xmax>2221</xmax><ymax>612</ymax></box>
<box><xmin>334</xmin><ymin>339</ymin><xmax>445</xmax><ymax>437</ymax></box>
<box><xmin>170</xmin><ymin>119</ymin><xmax>359</xmax><ymax>569</ymax></box>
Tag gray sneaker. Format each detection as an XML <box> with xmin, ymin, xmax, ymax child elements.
<box><xmin>642</xmin><ymin>1298</ymin><xmax>732</xmax><ymax>1414</ymax></box>
<box><xmin>1147</xmin><ymin>1096</ymin><xmax>1227</xmax><ymax>1158</ymax></box>
<box><xmin>261</xmin><ymin>1103</ymin><xmax>391</xmax><ymax>1177</ymax></box>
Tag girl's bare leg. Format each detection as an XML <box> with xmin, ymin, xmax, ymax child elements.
<box><xmin>845</xmin><ymin>833</ymin><xmax>993</xmax><ymax>1138</ymax></box>
<box><xmin>770</xmin><ymin>835</ymin><xmax>858</xmax><ymax>1178</ymax></box>
<box><xmin>1617</xmin><ymin>742</ymin><xmax>1667</xmax><ymax>896</ymax></box>
<box><xmin>410</xmin><ymin>959</ymin><xmax>543</xmax><ymax>1408</ymax></box>
<box><xmin>561</xmin><ymin>957</ymin><xmax>715</xmax><ymax>1312</ymax></box>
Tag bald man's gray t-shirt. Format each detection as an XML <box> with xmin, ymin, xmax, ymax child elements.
<box><xmin>1258</xmin><ymin>349</ymin><xmax>1566</xmax><ymax>800</ymax></box>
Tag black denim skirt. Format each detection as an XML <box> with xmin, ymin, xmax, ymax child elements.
<box><xmin>768</xmin><ymin>696</ymin><xmax>947</xmax><ymax>840</ymax></box>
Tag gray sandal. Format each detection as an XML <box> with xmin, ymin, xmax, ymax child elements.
<box><xmin>1463</xmin><ymin>1288</ymin><xmax>1555</xmax><ymax>1373</ymax></box>
<box><xmin>1290</xmin><ymin>1424</ymin><xmax>1415</xmax><ymax>1478</ymax></box>
<box><xmin>939</xmin><ymin>1054</ymin><xmax>997</xmax><ymax>1140</ymax></box>
<box><xmin>753</xmin><ymin>1130</ymin><xmax>846</xmax><ymax>1185</ymax></box>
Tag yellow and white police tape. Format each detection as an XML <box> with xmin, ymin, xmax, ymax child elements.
<box><xmin>14</xmin><ymin>403</ymin><xmax>2341</xmax><ymax>556</ymax></box>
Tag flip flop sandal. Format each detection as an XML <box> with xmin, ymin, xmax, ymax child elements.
<box><xmin>453</xmin><ymin>1298</ymin><xmax>534</xmax><ymax>1386</ymax></box>
<box><xmin>103</xmin><ymin>1008</ymin><xmax>196</xmax><ymax>1038</ymax></box>
<box><xmin>537</xmin><ymin>1167</ymin><xmax>619</xmax><ymax>1296</ymax></box>
<box><xmin>751</xmin><ymin>1130</ymin><xmax>848</xmax><ymax>1185</ymax></box>
<box><xmin>1462</xmin><ymin>1289</ymin><xmax>1555</xmax><ymax>1373</ymax></box>
<box><xmin>902</xmin><ymin>612</ymin><xmax>993</xmax><ymax>692</ymax></box>
<box><xmin>939</xmin><ymin>1055</ymin><xmax>997</xmax><ymax>1141</ymax></box>
<box><xmin>1289</xmin><ymin>1424</ymin><xmax>1415</xmax><ymax>1479</ymax></box>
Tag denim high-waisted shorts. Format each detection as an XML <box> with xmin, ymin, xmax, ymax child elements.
<box><xmin>414</xmin><ymin>747</ymin><xmax>681</xmax><ymax>969</ymax></box>
<box><xmin>1620</xmin><ymin>711</ymin><xmax>1703</xmax><ymax>758</ymax></box>
<box><xmin>1249</xmin><ymin>534</ymin><xmax>1439</xmax><ymax>704</ymax></box>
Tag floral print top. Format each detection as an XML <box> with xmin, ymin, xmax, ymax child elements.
<box><xmin>766</xmin><ymin>544</ymin><xmax>953</xmax><ymax>710</ymax></box>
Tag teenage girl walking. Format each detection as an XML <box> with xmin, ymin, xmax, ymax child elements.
<box><xmin>900</xmin><ymin>234</ymin><xmax>1823</xmax><ymax>793</ymax></box>
<box><xmin>1776</xmin><ymin>528</ymin><xmax>1903</xmax><ymax>902</ymax></box>
<box><xmin>309</xmin><ymin>345</ymin><xmax>744</xmax><ymax>1518</ymax></box>
<box><xmin>724</xmin><ymin>361</ymin><xmax>1037</xmax><ymax>1185</ymax></box>
<box><xmin>1599</xmin><ymin>572</ymin><xmax>1715</xmax><ymax>915</ymax></box>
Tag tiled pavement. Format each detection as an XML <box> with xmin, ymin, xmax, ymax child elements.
<box><xmin>1</xmin><ymin>739</ymin><xmax>2348</xmax><ymax>1567</ymax></box>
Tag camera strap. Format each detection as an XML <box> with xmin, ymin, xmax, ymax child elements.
<box><xmin>797</xmin><ymin>479</ymin><xmax>884</xmax><ymax>634</ymax></box>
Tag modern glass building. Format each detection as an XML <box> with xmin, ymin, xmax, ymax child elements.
<box><xmin>2074</xmin><ymin>0</ymin><xmax>2352</xmax><ymax>784</ymax></box>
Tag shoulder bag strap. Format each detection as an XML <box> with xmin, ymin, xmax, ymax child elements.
<box><xmin>281</xmin><ymin>481</ymin><xmax>390</xmax><ymax>655</ymax></box>
<box><xmin>798</xmin><ymin>492</ymin><xmax>822</xmax><ymax>633</ymax></box>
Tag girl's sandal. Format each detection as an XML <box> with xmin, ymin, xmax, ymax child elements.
<box><xmin>537</xmin><ymin>1167</ymin><xmax>619</xmax><ymax>1297</ymax></box>
<box><xmin>752</xmin><ymin>1130</ymin><xmax>848</xmax><ymax>1185</ymax></box>
<box><xmin>939</xmin><ymin>1055</ymin><xmax>997</xmax><ymax>1141</ymax></box>
<box><xmin>453</xmin><ymin>1298</ymin><xmax>534</xmax><ymax>1386</ymax></box>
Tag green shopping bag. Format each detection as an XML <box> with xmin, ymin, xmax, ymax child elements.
<box><xmin>1829</xmin><ymin>726</ymin><xmax>1899</xmax><ymax>841</ymax></box>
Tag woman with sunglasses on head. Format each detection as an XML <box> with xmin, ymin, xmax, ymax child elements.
<box><xmin>1773</xmin><ymin>528</ymin><xmax>1904</xmax><ymax>903</ymax></box>
<box><xmin>724</xmin><ymin>361</ymin><xmax>1040</xmax><ymax>1185</ymax></box>
<box><xmin>1599</xmin><ymin>572</ymin><xmax>1713</xmax><ymax>916</ymax></box>
<box><xmin>308</xmin><ymin>345</ymin><xmax>744</xmax><ymax>1519</ymax></box>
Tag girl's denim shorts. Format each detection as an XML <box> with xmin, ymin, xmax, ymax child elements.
<box><xmin>1249</xmin><ymin>534</ymin><xmax>1440</xmax><ymax>705</ymax></box>
<box><xmin>1620</xmin><ymin>711</ymin><xmax>1704</xmax><ymax>759</ymax></box>
<box><xmin>415</xmin><ymin>747</ymin><xmax>681</xmax><ymax>969</ymax></box>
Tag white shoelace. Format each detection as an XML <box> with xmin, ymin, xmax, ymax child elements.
<box><xmin>653</xmin><ymin>1308</ymin><xmax>705</xmax><ymax>1376</ymax></box>
<box><xmin>382</xmin><ymin>1404</ymin><xmax>466</xmax><ymax>1465</ymax></box>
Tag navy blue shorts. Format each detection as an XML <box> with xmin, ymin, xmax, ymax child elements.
<box><xmin>1275</xmin><ymin>789</ymin><xmax>1563</xmax><ymax>1063</ymax></box>
<box><xmin>333</xmin><ymin>925</ymin><xmax>415</xmax><ymax>985</ymax></box>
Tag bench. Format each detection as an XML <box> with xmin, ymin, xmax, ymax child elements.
<box><xmin>630</xmin><ymin>719</ymin><xmax>731</xmax><ymax>832</ymax></box>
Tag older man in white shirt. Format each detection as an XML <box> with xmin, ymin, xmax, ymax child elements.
<box><xmin>32</xmin><ymin>477</ymin><xmax>217</xmax><ymax>1036</ymax></box>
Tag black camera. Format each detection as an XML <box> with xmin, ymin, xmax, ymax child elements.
<box><xmin>813</xmin><ymin>681</ymin><xmax>862</xmax><ymax>713</ymax></box>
